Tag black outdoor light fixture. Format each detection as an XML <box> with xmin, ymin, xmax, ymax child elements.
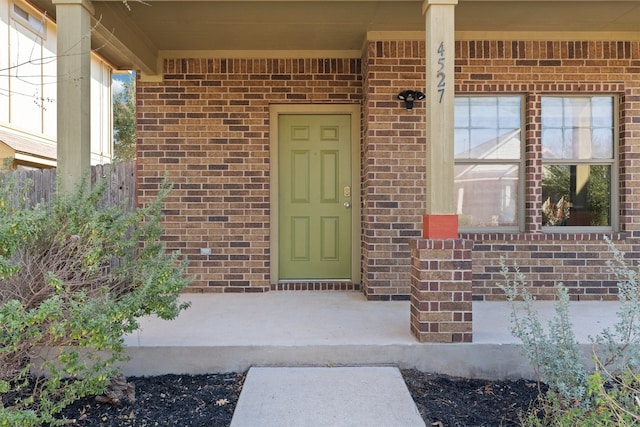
<box><xmin>397</xmin><ymin>90</ymin><xmax>425</xmax><ymax>110</ymax></box>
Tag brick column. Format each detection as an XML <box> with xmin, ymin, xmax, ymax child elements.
<box><xmin>410</xmin><ymin>239</ymin><xmax>473</xmax><ymax>342</ymax></box>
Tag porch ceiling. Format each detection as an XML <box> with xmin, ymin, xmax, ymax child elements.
<box><xmin>28</xmin><ymin>0</ymin><xmax>640</xmax><ymax>75</ymax></box>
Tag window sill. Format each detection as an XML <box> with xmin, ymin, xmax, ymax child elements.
<box><xmin>459</xmin><ymin>231</ymin><xmax>629</xmax><ymax>241</ymax></box>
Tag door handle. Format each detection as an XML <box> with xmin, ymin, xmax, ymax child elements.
<box><xmin>343</xmin><ymin>201</ymin><xmax>351</xmax><ymax>209</ymax></box>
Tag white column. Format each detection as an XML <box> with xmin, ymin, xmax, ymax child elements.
<box><xmin>422</xmin><ymin>0</ymin><xmax>458</xmax><ymax>238</ymax></box>
<box><xmin>53</xmin><ymin>0</ymin><xmax>94</xmax><ymax>193</ymax></box>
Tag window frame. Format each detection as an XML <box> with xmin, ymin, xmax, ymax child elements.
<box><xmin>11</xmin><ymin>1</ymin><xmax>47</xmax><ymax>39</ymax></box>
<box><xmin>454</xmin><ymin>94</ymin><xmax>526</xmax><ymax>233</ymax></box>
<box><xmin>540</xmin><ymin>94</ymin><xmax>619</xmax><ymax>233</ymax></box>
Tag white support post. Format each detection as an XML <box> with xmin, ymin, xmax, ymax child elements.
<box><xmin>422</xmin><ymin>0</ymin><xmax>458</xmax><ymax>238</ymax></box>
<box><xmin>52</xmin><ymin>0</ymin><xmax>94</xmax><ymax>193</ymax></box>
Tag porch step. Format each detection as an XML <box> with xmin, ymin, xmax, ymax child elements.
<box><xmin>121</xmin><ymin>292</ymin><xmax>621</xmax><ymax>380</ymax></box>
<box><xmin>230</xmin><ymin>366</ymin><xmax>426</xmax><ymax>427</ymax></box>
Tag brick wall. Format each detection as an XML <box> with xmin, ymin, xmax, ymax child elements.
<box><xmin>137</xmin><ymin>58</ymin><xmax>361</xmax><ymax>292</ymax></box>
<box><xmin>361</xmin><ymin>39</ymin><xmax>640</xmax><ymax>300</ymax></box>
<box><xmin>465</xmin><ymin>232</ymin><xmax>638</xmax><ymax>301</ymax></box>
<box><xmin>454</xmin><ymin>40</ymin><xmax>640</xmax><ymax>300</ymax></box>
<box><xmin>361</xmin><ymin>41</ymin><xmax>426</xmax><ymax>300</ymax></box>
<box><xmin>137</xmin><ymin>40</ymin><xmax>640</xmax><ymax>299</ymax></box>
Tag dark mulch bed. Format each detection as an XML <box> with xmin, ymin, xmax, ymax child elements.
<box><xmin>402</xmin><ymin>369</ymin><xmax>545</xmax><ymax>427</ymax></box>
<box><xmin>59</xmin><ymin>373</ymin><xmax>246</xmax><ymax>427</ymax></box>
<box><xmin>56</xmin><ymin>370</ymin><xmax>543</xmax><ymax>426</ymax></box>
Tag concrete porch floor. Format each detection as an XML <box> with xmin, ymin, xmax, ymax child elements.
<box><xmin>122</xmin><ymin>291</ymin><xmax>621</xmax><ymax>380</ymax></box>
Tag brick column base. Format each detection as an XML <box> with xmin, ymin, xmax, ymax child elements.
<box><xmin>410</xmin><ymin>239</ymin><xmax>473</xmax><ymax>343</ymax></box>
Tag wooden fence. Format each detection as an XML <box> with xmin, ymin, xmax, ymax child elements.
<box><xmin>0</xmin><ymin>162</ymin><xmax>136</xmax><ymax>211</ymax></box>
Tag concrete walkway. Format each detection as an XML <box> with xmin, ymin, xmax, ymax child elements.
<box><xmin>122</xmin><ymin>291</ymin><xmax>620</xmax><ymax>380</ymax></box>
<box><xmin>230</xmin><ymin>366</ymin><xmax>426</xmax><ymax>427</ymax></box>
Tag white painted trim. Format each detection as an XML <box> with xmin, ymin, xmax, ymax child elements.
<box><xmin>159</xmin><ymin>50</ymin><xmax>362</xmax><ymax>60</ymax></box>
<box><xmin>456</xmin><ymin>31</ymin><xmax>640</xmax><ymax>41</ymax></box>
<box><xmin>365</xmin><ymin>31</ymin><xmax>640</xmax><ymax>42</ymax></box>
<box><xmin>14</xmin><ymin>152</ymin><xmax>57</xmax><ymax>167</ymax></box>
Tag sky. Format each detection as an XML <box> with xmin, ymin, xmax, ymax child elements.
<box><xmin>113</xmin><ymin>71</ymin><xmax>135</xmax><ymax>96</ymax></box>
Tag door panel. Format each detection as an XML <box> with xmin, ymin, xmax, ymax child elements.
<box><xmin>292</xmin><ymin>151</ymin><xmax>310</xmax><ymax>202</ymax></box>
<box><xmin>279</xmin><ymin>114</ymin><xmax>352</xmax><ymax>279</ymax></box>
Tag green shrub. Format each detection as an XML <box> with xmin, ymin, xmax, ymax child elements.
<box><xmin>593</xmin><ymin>238</ymin><xmax>640</xmax><ymax>372</ymax></box>
<box><xmin>0</xmin><ymin>173</ymin><xmax>190</xmax><ymax>426</ymax></box>
<box><xmin>500</xmin><ymin>237</ymin><xmax>640</xmax><ymax>426</ymax></box>
<box><xmin>499</xmin><ymin>265</ymin><xmax>587</xmax><ymax>403</ymax></box>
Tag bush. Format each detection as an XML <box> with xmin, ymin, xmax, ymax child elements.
<box><xmin>499</xmin><ymin>265</ymin><xmax>587</xmax><ymax>404</ymax></box>
<box><xmin>0</xmin><ymin>173</ymin><xmax>190</xmax><ymax>426</ymax></box>
<box><xmin>500</xmin><ymin>237</ymin><xmax>640</xmax><ymax>425</ymax></box>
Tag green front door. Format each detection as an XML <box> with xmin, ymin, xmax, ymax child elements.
<box><xmin>279</xmin><ymin>114</ymin><xmax>352</xmax><ymax>279</ymax></box>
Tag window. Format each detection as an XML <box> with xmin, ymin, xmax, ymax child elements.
<box><xmin>541</xmin><ymin>96</ymin><xmax>615</xmax><ymax>229</ymax></box>
<box><xmin>454</xmin><ymin>94</ymin><xmax>617</xmax><ymax>232</ymax></box>
<box><xmin>454</xmin><ymin>96</ymin><xmax>522</xmax><ymax>230</ymax></box>
<box><xmin>12</xmin><ymin>3</ymin><xmax>46</xmax><ymax>37</ymax></box>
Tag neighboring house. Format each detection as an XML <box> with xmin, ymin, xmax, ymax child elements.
<box><xmin>454</xmin><ymin>128</ymin><xmax>521</xmax><ymax>228</ymax></box>
<box><xmin>20</xmin><ymin>0</ymin><xmax>640</xmax><ymax>341</ymax></box>
<box><xmin>0</xmin><ymin>0</ymin><xmax>112</xmax><ymax>170</ymax></box>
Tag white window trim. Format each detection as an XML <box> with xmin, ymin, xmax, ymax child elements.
<box><xmin>11</xmin><ymin>1</ymin><xmax>47</xmax><ymax>39</ymax></box>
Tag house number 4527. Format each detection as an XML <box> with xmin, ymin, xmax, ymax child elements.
<box><xmin>436</xmin><ymin>42</ymin><xmax>446</xmax><ymax>103</ymax></box>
